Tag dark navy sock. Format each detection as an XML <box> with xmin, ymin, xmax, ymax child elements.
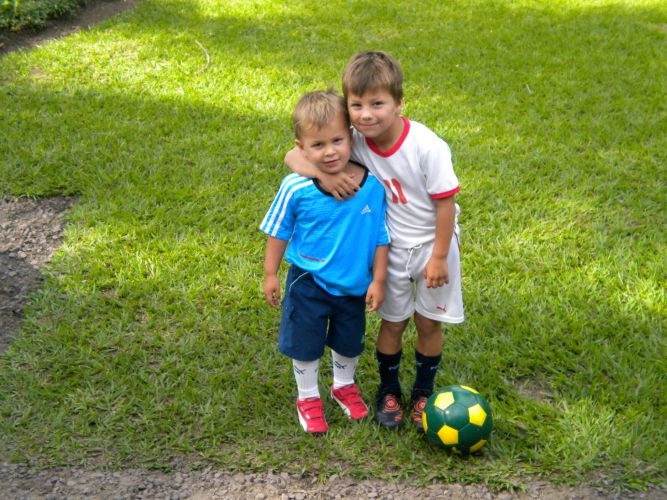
<box><xmin>413</xmin><ymin>350</ymin><xmax>442</xmax><ymax>394</ymax></box>
<box><xmin>376</xmin><ymin>349</ymin><xmax>402</xmax><ymax>394</ymax></box>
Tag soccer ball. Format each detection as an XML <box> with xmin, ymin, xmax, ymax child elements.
<box><xmin>422</xmin><ymin>385</ymin><xmax>493</xmax><ymax>453</ymax></box>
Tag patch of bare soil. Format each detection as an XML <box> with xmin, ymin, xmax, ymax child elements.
<box><xmin>5</xmin><ymin>461</ymin><xmax>661</xmax><ymax>500</ymax></box>
<box><xmin>0</xmin><ymin>0</ymin><xmax>140</xmax><ymax>55</ymax></box>
<box><xmin>0</xmin><ymin>196</ymin><xmax>76</xmax><ymax>351</ymax></box>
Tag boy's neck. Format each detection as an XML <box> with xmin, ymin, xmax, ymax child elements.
<box><xmin>343</xmin><ymin>160</ymin><xmax>364</xmax><ymax>180</ymax></box>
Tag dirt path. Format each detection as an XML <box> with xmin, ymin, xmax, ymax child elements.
<box><xmin>1</xmin><ymin>459</ymin><xmax>647</xmax><ymax>500</ymax></box>
<box><xmin>1</xmin><ymin>4</ymin><xmax>665</xmax><ymax>496</ymax></box>
<box><xmin>0</xmin><ymin>0</ymin><xmax>140</xmax><ymax>55</ymax></box>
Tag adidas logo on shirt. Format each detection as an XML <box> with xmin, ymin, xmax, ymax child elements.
<box><xmin>361</xmin><ymin>205</ymin><xmax>372</xmax><ymax>215</ymax></box>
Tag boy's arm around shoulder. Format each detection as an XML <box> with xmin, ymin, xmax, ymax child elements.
<box><xmin>284</xmin><ymin>147</ymin><xmax>319</xmax><ymax>178</ymax></box>
<box><xmin>263</xmin><ymin>236</ymin><xmax>288</xmax><ymax>307</ymax></box>
<box><xmin>284</xmin><ymin>147</ymin><xmax>360</xmax><ymax>201</ymax></box>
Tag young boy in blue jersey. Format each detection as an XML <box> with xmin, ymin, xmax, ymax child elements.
<box><xmin>261</xmin><ymin>90</ymin><xmax>390</xmax><ymax>435</ymax></box>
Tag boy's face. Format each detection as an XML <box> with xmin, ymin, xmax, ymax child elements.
<box><xmin>347</xmin><ymin>89</ymin><xmax>404</xmax><ymax>145</ymax></box>
<box><xmin>295</xmin><ymin>114</ymin><xmax>352</xmax><ymax>175</ymax></box>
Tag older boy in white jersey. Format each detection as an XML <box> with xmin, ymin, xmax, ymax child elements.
<box><xmin>285</xmin><ymin>51</ymin><xmax>464</xmax><ymax>430</ymax></box>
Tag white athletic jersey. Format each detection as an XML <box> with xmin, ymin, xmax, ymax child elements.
<box><xmin>351</xmin><ymin>117</ymin><xmax>460</xmax><ymax>248</ymax></box>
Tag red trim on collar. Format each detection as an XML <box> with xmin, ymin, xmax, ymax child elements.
<box><xmin>366</xmin><ymin>116</ymin><xmax>410</xmax><ymax>157</ymax></box>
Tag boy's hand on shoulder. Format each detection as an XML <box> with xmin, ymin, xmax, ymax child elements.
<box><xmin>284</xmin><ymin>146</ymin><xmax>359</xmax><ymax>200</ymax></box>
<box><xmin>263</xmin><ymin>275</ymin><xmax>282</xmax><ymax>307</ymax></box>
<box><xmin>320</xmin><ymin>172</ymin><xmax>360</xmax><ymax>201</ymax></box>
<box><xmin>424</xmin><ymin>257</ymin><xmax>449</xmax><ymax>289</ymax></box>
<box><xmin>366</xmin><ymin>280</ymin><xmax>385</xmax><ymax>312</ymax></box>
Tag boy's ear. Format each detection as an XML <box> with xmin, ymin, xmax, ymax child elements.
<box><xmin>295</xmin><ymin>139</ymin><xmax>304</xmax><ymax>150</ymax></box>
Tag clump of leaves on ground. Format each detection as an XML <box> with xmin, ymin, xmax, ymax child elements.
<box><xmin>1</xmin><ymin>0</ymin><xmax>87</xmax><ymax>31</ymax></box>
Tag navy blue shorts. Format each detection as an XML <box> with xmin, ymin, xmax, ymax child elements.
<box><xmin>278</xmin><ymin>265</ymin><xmax>366</xmax><ymax>361</ymax></box>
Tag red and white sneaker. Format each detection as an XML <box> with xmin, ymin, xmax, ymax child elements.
<box><xmin>296</xmin><ymin>397</ymin><xmax>328</xmax><ymax>435</ymax></box>
<box><xmin>331</xmin><ymin>384</ymin><xmax>369</xmax><ymax>420</ymax></box>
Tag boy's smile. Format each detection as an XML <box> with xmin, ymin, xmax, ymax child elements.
<box><xmin>347</xmin><ymin>90</ymin><xmax>404</xmax><ymax>151</ymax></box>
<box><xmin>296</xmin><ymin>114</ymin><xmax>352</xmax><ymax>175</ymax></box>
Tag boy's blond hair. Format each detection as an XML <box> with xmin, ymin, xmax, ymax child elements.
<box><xmin>342</xmin><ymin>51</ymin><xmax>403</xmax><ymax>103</ymax></box>
<box><xmin>292</xmin><ymin>90</ymin><xmax>349</xmax><ymax>139</ymax></box>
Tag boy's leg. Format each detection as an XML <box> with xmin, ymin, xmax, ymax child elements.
<box><xmin>407</xmin><ymin>239</ymin><xmax>463</xmax><ymax>428</ymax></box>
<box><xmin>279</xmin><ymin>266</ymin><xmax>333</xmax><ymax>435</ymax></box>
<box><xmin>375</xmin><ymin>319</ymin><xmax>409</xmax><ymax>428</ymax></box>
<box><xmin>326</xmin><ymin>294</ymin><xmax>368</xmax><ymax>421</ymax></box>
<box><xmin>377</xmin><ymin>318</ymin><xmax>408</xmax><ymax>354</ymax></box>
<box><xmin>292</xmin><ymin>358</ymin><xmax>321</xmax><ymax>400</ymax></box>
<box><xmin>414</xmin><ymin>313</ymin><xmax>443</xmax><ymax>356</ymax></box>
<box><xmin>377</xmin><ymin>318</ymin><xmax>409</xmax><ymax>389</ymax></box>
<box><xmin>330</xmin><ymin>351</ymin><xmax>368</xmax><ymax>420</ymax></box>
<box><xmin>410</xmin><ymin>313</ymin><xmax>444</xmax><ymax>429</ymax></box>
<box><xmin>375</xmin><ymin>244</ymin><xmax>415</xmax><ymax>388</ymax></box>
<box><xmin>292</xmin><ymin>358</ymin><xmax>328</xmax><ymax>435</ymax></box>
<box><xmin>331</xmin><ymin>351</ymin><xmax>359</xmax><ymax>389</ymax></box>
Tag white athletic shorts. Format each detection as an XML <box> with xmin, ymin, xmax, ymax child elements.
<box><xmin>378</xmin><ymin>237</ymin><xmax>464</xmax><ymax>324</ymax></box>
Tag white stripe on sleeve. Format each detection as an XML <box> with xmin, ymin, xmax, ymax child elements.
<box><xmin>260</xmin><ymin>175</ymin><xmax>312</xmax><ymax>237</ymax></box>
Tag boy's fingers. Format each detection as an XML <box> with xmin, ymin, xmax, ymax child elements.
<box><xmin>265</xmin><ymin>288</ymin><xmax>280</xmax><ymax>307</ymax></box>
<box><xmin>344</xmin><ymin>177</ymin><xmax>360</xmax><ymax>189</ymax></box>
<box><xmin>425</xmin><ymin>277</ymin><xmax>440</xmax><ymax>288</ymax></box>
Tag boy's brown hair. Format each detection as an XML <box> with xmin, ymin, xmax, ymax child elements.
<box><xmin>342</xmin><ymin>51</ymin><xmax>403</xmax><ymax>103</ymax></box>
<box><xmin>292</xmin><ymin>90</ymin><xmax>349</xmax><ymax>139</ymax></box>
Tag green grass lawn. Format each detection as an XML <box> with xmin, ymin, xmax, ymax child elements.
<box><xmin>1</xmin><ymin>0</ymin><xmax>665</xmax><ymax>492</ymax></box>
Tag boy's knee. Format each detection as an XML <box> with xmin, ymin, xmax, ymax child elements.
<box><xmin>414</xmin><ymin>313</ymin><xmax>442</xmax><ymax>337</ymax></box>
<box><xmin>380</xmin><ymin>319</ymin><xmax>408</xmax><ymax>337</ymax></box>
<box><xmin>414</xmin><ymin>314</ymin><xmax>443</xmax><ymax>356</ymax></box>
<box><xmin>378</xmin><ymin>319</ymin><xmax>408</xmax><ymax>354</ymax></box>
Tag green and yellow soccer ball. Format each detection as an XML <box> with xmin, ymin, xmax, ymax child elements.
<box><xmin>422</xmin><ymin>385</ymin><xmax>493</xmax><ymax>454</ymax></box>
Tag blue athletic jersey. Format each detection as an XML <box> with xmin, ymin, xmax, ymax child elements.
<box><xmin>260</xmin><ymin>168</ymin><xmax>390</xmax><ymax>296</ymax></box>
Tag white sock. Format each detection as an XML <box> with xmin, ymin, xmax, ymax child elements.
<box><xmin>332</xmin><ymin>351</ymin><xmax>359</xmax><ymax>389</ymax></box>
<box><xmin>292</xmin><ymin>359</ymin><xmax>320</xmax><ymax>400</ymax></box>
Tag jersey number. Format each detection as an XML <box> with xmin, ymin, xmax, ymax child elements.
<box><xmin>383</xmin><ymin>178</ymin><xmax>408</xmax><ymax>204</ymax></box>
